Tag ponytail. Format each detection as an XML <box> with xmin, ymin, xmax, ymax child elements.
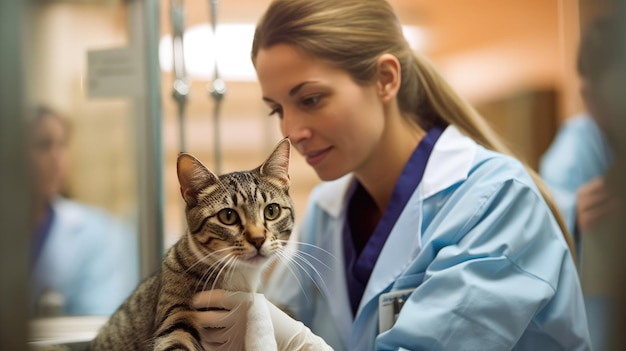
<box><xmin>410</xmin><ymin>52</ymin><xmax>577</xmax><ymax>261</ymax></box>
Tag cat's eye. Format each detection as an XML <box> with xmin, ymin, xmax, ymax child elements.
<box><xmin>217</xmin><ymin>208</ymin><xmax>239</xmax><ymax>225</ymax></box>
<box><xmin>264</xmin><ymin>203</ymin><xmax>281</xmax><ymax>220</ymax></box>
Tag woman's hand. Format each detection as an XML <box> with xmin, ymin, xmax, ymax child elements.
<box><xmin>576</xmin><ymin>177</ymin><xmax>621</xmax><ymax>233</ymax></box>
<box><xmin>191</xmin><ymin>290</ymin><xmax>333</xmax><ymax>351</ymax></box>
<box><xmin>191</xmin><ymin>289</ymin><xmax>252</xmax><ymax>350</ymax></box>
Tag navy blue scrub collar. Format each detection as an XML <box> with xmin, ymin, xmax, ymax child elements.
<box><xmin>32</xmin><ymin>203</ymin><xmax>55</xmax><ymax>268</ymax></box>
<box><xmin>343</xmin><ymin>125</ymin><xmax>444</xmax><ymax>316</ymax></box>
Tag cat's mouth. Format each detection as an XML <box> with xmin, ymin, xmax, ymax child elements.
<box><xmin>244</xmin><ymin>251</ymin><xmax>271</xmax><ymax>265</ymax></box>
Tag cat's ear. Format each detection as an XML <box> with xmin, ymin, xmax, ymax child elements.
<box><xmin>259</xmin><ymin>138</ymin><xmax>291</xmax><ymax>186</ymax></box>
<box><xmin>177</xmin><ymin>153</ymin><xmax>219</xmax><ymax>206</ymax></box>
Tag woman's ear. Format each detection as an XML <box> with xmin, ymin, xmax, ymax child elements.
<box><xmin>376</xmin><ymin>54</ymin><xmax>401</xmax><ymax>103</ymax></box>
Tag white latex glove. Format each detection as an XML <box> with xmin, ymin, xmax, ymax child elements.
<box><xmin>192</xmin><ymin>290</ymin><xmax>333</xmax><ymax>351</ymax></box>
<box><xmin>261</xmin><ymin>294</ymin><xmax>334</xmax><ymax>351</ymax></box>
<box><xmin>191</xmin><ymin>289</ymin><xmax>251</xmax><ymax>350</ymax></box>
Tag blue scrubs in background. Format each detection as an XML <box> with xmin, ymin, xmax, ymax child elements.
<box><xmin>540</xmin><ymin>113</ymin><xmax>614</xmax><ymax>351</ymax></box>
<box><xmin>30</xmin><ymin>197</ymin><xmax>139</xmax><ymax>316</ymax></box>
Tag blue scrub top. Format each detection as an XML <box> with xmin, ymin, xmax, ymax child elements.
<box><xmin>30</xmin><ymin>197</ymin><xmax>139</xmax><ymax>316</ymax></box>
<box><xmin>540</xmin><ymin>113</ymin><xmax>613</xmax><ymax>237</ymax></box>
<box><xmin>344</xmin><ymin>126</ymin><xmax>443</xmax><ymax>315</ymax></box>
<box><xmin>540</xmin><ymin>114</ymin><xmax>614</xmax><ymax>351</ymax></box>
<box><xmin>32</xmin><ymin>203</ymin><xmax>54</xmax><ymax>267</ymax></box>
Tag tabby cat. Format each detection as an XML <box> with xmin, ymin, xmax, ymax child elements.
<box><xmin>88</xmin><ymin>138</ymin><xmax>294</xmax><ymax>351</ymax></box>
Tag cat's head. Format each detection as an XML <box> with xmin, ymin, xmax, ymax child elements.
<box><xmin>176</xmin><ymin>138</ymin><xmax>294</xmax><ymax>269</ymax></box>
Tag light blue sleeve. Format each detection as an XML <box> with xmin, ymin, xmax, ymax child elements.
<box><xmin>68</xmin><ymin>210</ymin><xmax>139</xmax><ymax>315</ymax></box>
<box><xmin>377</xmin><ymin>170</ymin><xmax>590</xmax><ymax>350</ymax></box>
<box><xmin>539</xmin><ymin>115</ymin><xmax>612</xmax><ymax>235</ymax></box>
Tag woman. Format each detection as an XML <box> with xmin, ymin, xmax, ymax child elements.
<box><xmin>195</xmin><ymin>0</ymin><xmax>590</xmax><ymax>349</ymax></box>
<box><xmin>29</xmin><ymin>106</ymin><xmax>139</xmax><ymax>316</ymax></box>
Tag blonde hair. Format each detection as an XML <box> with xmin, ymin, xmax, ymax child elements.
<box><xmin>252</xmin><ymin>0</ymin><xmax>575</xmax><ymax>258</ymax></box>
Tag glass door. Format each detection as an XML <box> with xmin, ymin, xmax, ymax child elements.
<box><xmin>15</xmin><ymin>0</ymin><xmax>163</xmax><ymax>348</ymax></box>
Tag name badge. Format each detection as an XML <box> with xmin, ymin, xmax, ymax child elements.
<box><xmin>378</xmin><ymin>288</ymin><xmax>414</xmax><ymax>333</ymax></box>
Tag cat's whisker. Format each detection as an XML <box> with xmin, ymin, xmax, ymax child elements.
<box><xmin>274</xmin><ymin>251</ymin><xmax>313</xmax><ymax>302</ymax></box>
<box><xmin>195</xmin><ymin>263</ymin><xmax>217</xmax><ymax>296</ymax></box>
<box><xmin>206</xmin><ymin>254</ymin><xmax>237</xmax><ymax>293</ymax></box>
<box><xmin>195</xmin><ymin>254</ymin><xmax>236</xmax><ymax>310</ymax></box>
<box><xmin>219</xmin><ymin>255</ymin><xmax>239</xmax><ymax>289</ymax></box>
<box><xmin>198</xmin><ymin>253</ymin><xmax>232</xmax><ymax>295</ymax></box>
<box><xmin>193</xmin><ymin>249</ymin><xmax>232</xmax><ymax>294</ymax></box>
<box><xmin>283</xmin><ymin>246</ymin><xmax>334</xmax><ymax>271</ymax></box>
<box><xmin>284</xmin><ymin>251</ymin><xmax>332</xmax><ymax>298</ymax></box>
<box><xmin>277</xmin><ymin>239</ymin><xmax>339</xmax><ymax>263</ymax></box>
<box><xmin>187</xmin><ymin>247</ymin><xmax>231</xmax><ymax>273</ymax></box>
<box><xmin>274</xmin><ymin>249</ymin><xmax>332</xmax><ymax>302</ymax></box>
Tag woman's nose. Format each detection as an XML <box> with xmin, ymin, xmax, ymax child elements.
<box><xmin>281</xmin><ymin>111</ymin><xmax>311</xmax><ymax>146</ymax></box>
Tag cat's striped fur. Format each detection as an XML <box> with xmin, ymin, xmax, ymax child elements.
<box><xmin>88</xmin><ymin>139</ymin><xmax>294</xmax><ymax>351</ymax></box>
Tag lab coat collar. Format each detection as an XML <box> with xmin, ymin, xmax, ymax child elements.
<box><xmin>352</xmin><ymin>125</ymin><xmax>477</xmax><ymax>343</ymax></box>
<box><xmin>420</xmin><ymin>125</ymin><xmax>476</xmax><ymax>199</ymax></box>
<box><xmin>315</xmin><ymin>174</ymin><xmax>354</xmax><ymax>218</ymax></box>
<box><xmin>314</xmin><ymin>125</ymin><xmax>475</xmax><ymax>215</ymax></box>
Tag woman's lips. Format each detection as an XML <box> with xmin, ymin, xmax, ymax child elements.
<box><xmin>305</xmin><ymin>146</ymin><xmax>332</xmax><ymax>166</ymax></box>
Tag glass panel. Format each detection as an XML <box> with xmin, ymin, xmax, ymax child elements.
<box><xmin>28</xmin><ymin>0</ymin><xmax>140</xmax><ymax>320</ymax></box>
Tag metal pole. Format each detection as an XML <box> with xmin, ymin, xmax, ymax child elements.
<box><xmin>208</xmin><ymin>0</ymin><xmax>226</xmax><ymax>174</ymax></box>
<box><xmin>0</xmin><ymin>0</ymin><xmax>31</xmax><ymax>347</ymax></box>
<box><xmin>171</xmin><ymin>0</ymin><xmax>190</xmax><ymax>153</ymax></box>
<box><xmin>129</xmin><ymin>0</ymin><xmax>164</xmax><ymax>278</ymax></box>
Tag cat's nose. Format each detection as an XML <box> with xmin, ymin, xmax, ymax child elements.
<box><xmin>247</xmin><ymin>235</ymin><xmax>265</xmax><ymax>249</ymax></box>
<box><xmin>245</xmin><ymin>226</ymin><xmax>266</xmax><ymax>250</ymax></box>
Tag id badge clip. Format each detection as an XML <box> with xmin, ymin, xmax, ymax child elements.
<box><xmin>378</xmin><ymin>288</ymin><xmax>414</xmax><ymax>333</ymax></box>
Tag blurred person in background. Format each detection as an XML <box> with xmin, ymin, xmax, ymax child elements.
<box><xmin>540</xmin><ymin>15</ymin><xmax>619</xmax><ymax>255</ymax></box>
<box><xmin>28</xmin><ymin>105</ymin><xmax>139</xmax><ymax>316</ymax></box>
<box><xmin>586</xmin><ymin>5</ymin><xmax>626</xmax><ymax>349</ymax></box>
<box><xmin>540</xmin><ymin>13</ymin><xmax>626</xmax><ymax>351</ymax></box>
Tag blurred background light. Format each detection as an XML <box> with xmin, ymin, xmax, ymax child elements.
<box><xmin>159</xmin><ymin>23</ymin><xmax>426</xmax><ymax>81</ymax></box>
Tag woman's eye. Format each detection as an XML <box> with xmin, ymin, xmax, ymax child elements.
<box><xmin>264</xmin><ymin>203</ymin><xmax>281</xmax><ymax>220</ymax></box>
<box><xmin>217</xmin><ymin>208</ymin><xmax>239</xmax><ymax>225</ymax></box>
<box><xmin>268</xmin><ymin>107</ymin><xmax>283</xmax><ymax>119</ymax></box>
<box><xmin>302</xmin><ymin>95</ymin><xmax>320</xmax><ymax>107</ymax></box>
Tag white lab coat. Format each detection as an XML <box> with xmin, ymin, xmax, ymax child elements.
<box><xmin>266</xmin><ymin>126</ymin><xmax>591</xmax><ymax>350</ymax></box>
<box><xmin>30</xmin><ymin>197</ymin><xmax>139</xmax><ymax>316</ymax></box>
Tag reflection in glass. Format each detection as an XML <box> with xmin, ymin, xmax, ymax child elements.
<box><xmin>28</xmin><ymin>107</ymin><xmax>139</xmax><ymax>317</ymax></box>
<box><xmin>27</xmin><ymin>0</ymin><xmax>141</xmax><ymax>319</ymax></box>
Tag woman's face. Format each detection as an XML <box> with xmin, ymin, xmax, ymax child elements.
<box><xmin>255</xmin><ymin>44</ymin><xmax>386</xmax><ymax>181</ymax></box>
<box><xmin>29</xmin><ymin>114</ymin><xmax>69</xmax><ymax>201</ymax></box>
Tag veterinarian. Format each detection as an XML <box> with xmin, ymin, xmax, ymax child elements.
<box><xmin>194</xmin><ymin>0</ymin><xmax>592</xmax><ymax>349</ymax></box>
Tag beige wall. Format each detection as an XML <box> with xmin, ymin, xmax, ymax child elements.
<box><xmin>31</xmin><ymin>1</ymin><xmax>137</xmax><ymax>218</ymax></box>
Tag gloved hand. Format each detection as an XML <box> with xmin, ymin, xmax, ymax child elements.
<box><xmin>261</xmin><ymin>293</ymin><xmax>334</xmax><ymax>351</ymax></box>
<box><xmin>192</xmin><ymin>290</ymin><xmax>333</xmax><ymax>351</ymax></box>
<box><xmin>191</xmin><ymin>289</ymin><xmax>251</xmax><ymax>350</ymax></box>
